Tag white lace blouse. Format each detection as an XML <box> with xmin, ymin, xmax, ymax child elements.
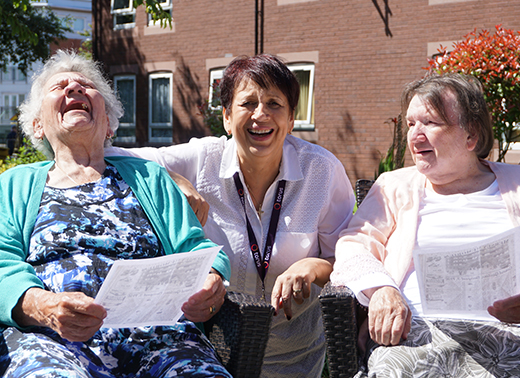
<box><xmin>106</xmin><ymin>135</ymin><xmax>355</xmax><ymax>378</ymax></box>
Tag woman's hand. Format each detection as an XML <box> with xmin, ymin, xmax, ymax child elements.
<box><xmin>271</xmin><ymin>258</ymin><xmax>333</xmax><ymax>321</ymax></box>
<box><xmin>488</xmin><ymin>293</ymin><xmax>520</xmax><ymax>323</ymax></box>
<box><xmin>366</xmin><ymin>286</ymin><xmax>411</xmax><ymax>346</ymax></box>
<box><xmin>181</xmin><ymin>271</ymin><xmax>226</xmax><ymax>323</ymax></box>
<box><xmin>13</xmin><ymin>288</ymin><xmax>106</xmax><ymax>342</ymax></box>
<box><xmin>169</xmin><ymin>171</ymin><xmax>209</xmax><ymax>226</ymax></box>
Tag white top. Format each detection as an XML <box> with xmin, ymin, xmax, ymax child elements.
<box><xmin>403</xmin><ymin>180</ymin><xmax>513</xmax><ymax>316</ymax></box>
<box><xmin>106</xmin><ymin>135</ymin><xmax>355</xmax><ymax>378</ymax></box>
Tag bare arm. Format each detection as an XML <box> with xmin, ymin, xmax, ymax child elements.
<box><xmin>271</xmin><ymin>257</ymin><xmax>334</xmax><ymax>320</ymax></box>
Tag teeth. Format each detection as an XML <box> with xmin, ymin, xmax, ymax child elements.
<box><xmin>249</xmin><ymin>129</ymin><xmax>271</xmax><ymax>135</ymax></box>
<box><xmin>82</xmin><ymin>103</ymin><xmax>88</xmax><ymax>110</ymax></box>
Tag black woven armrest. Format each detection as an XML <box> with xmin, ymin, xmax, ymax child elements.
<box><xmin>204</xmin><ymin>291</ymin><xmax>274</xmax><ymax>378</ymax></box>
<box><xmin>319</xmin><ymin>282</ymin><xmax>359</xmax><ymax>378</ymax></box>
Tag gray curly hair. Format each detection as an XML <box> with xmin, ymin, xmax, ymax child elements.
<box><xmin>18</xmin><ymin>50</ymin><xmax>123</xmax><ymax>158</ymax></box>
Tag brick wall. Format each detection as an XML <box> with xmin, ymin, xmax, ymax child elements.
<box><xmin>94</xmin><ymin>0</ymin><xmax>520</xmax><ymax>185</ymax></box>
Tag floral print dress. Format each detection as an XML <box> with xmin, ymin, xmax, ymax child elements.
<box><xmin>357</xmin><ymin>316</ymin><xmax>520</xmax><ymax>378</ymax></box>
<box><xmin>0</xmin><ymin>165</ymin><xmax>231</xmax><ymax>378</ymax></box>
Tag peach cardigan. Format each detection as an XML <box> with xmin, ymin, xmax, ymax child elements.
<box><xmin>331</xmin><ymin>160</ymin><xmax>520</xmax><ymax>304</ymax></box>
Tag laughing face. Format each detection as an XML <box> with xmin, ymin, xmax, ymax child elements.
<box><xmin>224</xmin><ymin>78</ymin><xmax>294</xmax><ymax>167</ymax></box>
<box><xmin>34</xmin><ymin>71</ymin><xmax>109</xmax><ymax>147</ymax></box>
<box><xmin>406</xmin><ymin>92</ymin><xmax>477</xmax><ymax>184</ymax></box>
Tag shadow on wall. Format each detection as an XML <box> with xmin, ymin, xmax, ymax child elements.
<box><xmin>172</xmin><ymin>54</ymin><xmax>207</xmax><ymax>143</ymax></box>
<box><xmin>372</xmin><ymin>0</ymin><xmax>393</xmax><ymax>37</ymax></box>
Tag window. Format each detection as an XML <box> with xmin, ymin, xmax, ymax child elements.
<box><xmin>111</xmin><ymin>0</ymin><xmax>136</xmax><ymax>30</ymax></box>
<box><xmin>288</xmin><ymin>64</ymin><xmax>315</xmax><ymax>130</ymax></box>
<box><xmin>147</xmin><ymin>0</ymin><xmax>172</xmax><ymax>26</ymax></box>
<box><xmin>114</xmin><ymin>75</ymin><xmax>136</xmax><ymax>143</ymax></box>
<box><xmin>209</xmin><ymin>69</ymin><xmax>223</xmax><ymax>109</ymax></box>
<box><xmin>149</xmin><ymin>73</ymin><xmax>173</xmax><ymax>143</ymax></box>
<box><xmin>1</xmin><ymin>94</ymin><xmax>25</xmax><ymax>124</ymax></box>
<box><xmin>0</xmin><ymin>66</ymin><xmax>27</xmax><ymax>84</ymax></box>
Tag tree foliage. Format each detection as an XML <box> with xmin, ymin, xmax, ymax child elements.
<box><xmin>134</xmin><ymin>0</ymin><xmax>173</xmax><ymax>28</ymax></box>
<box><xmin>427</xmin><ymin>25</ymin><xmax>520</xmax><ymax>162</ymax></box>
<box><xmin>0</xmin><ymin>0</ymin><xmax>71</xmax><ymax>74</ymax></box>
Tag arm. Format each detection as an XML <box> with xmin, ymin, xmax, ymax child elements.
<box><xmin>331</xmin><ymin>173</ymin><xmax>416</xmax><ymax>346</ymax></box>
<box><xmin>169</xmin><ymin>171</ymin><xmax>209</xmax><ymax>226</ymax></box>
<box><xmin>271</xmin><ymin>257</ymin><xmax>334</xmax><ymax>320</ymax></box>
<box><xmin>271</xmin><ymin>160</ymin><xmax>356</xmax><ymax>319</ymax></box>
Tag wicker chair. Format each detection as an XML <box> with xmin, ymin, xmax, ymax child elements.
<box><xmin>204</xmin><ymin>291</ymin><xmax>274</xmax><ymax>378</ymax></box>
<box><xmin>319</xmin><ymin>179</ymin><xmax>375</xmax><ymax>378</ymax></box>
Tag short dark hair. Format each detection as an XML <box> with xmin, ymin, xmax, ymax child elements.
<box><xmin>401</xmin><ymin>73</ymin><xmax>493</xmax><ymax>159</ymax></box>
<box><xmin>219</xmin><ymin>54</ymin><xmax>300</xmax><ymax>114</ymax></box>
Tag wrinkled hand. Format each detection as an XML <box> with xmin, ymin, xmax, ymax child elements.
<box><xmin>182</xmin><ymin>272</ymin><xmax>226</xmax><ymax>323</ymax></box>
<box><xmin>488</xmin><ymin>293</ymin><xmax>520</xmax><ymax>323</ymax></box>
<box><xmin>271</xmin><ymin>258</ymin><xmax>332</xmax><ymax>321</ymax></box>
<box><xmin>170</xmin><ymin>172</ymin><xmax>209</xmax><ymax>226</ymax></box>
<box><xmin>13</xmin><ymin>288</ymin><xmax>106</xmax><ymax>342</ymax></box>
<box><xmin>367</xmin><ymin>286</ymin><xmax>411</xmax><ymax>346</ymax></box>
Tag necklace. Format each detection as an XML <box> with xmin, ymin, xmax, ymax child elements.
<box><xmin>54</xmin><ymin>161</ymin><xmax>82</xmax><ymax>186</ymax></box>
<box><xmin>245</xmin><ymin>182</ymin><xmax>264</xmax><ymax>218</ymax></box>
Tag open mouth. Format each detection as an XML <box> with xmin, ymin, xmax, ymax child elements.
<box><xmin>64</xmin><ymin>102</ymin><xmax>89</xmax><ymax>113</ymax></box>
<box><xmin>248</xmin><ymin>128</ymin><xmax>273</xmax><ymax>136</ymax></box>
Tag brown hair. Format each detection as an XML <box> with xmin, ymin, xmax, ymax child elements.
<box><xmin>219</xmin><ymin>54</ymin><xmax>300</xmax><ymax>114</ymax></box>
<box><xmin>401</xmin><ymin>73</ymin><xmax>493</xmax><ymax>159</ymax></box>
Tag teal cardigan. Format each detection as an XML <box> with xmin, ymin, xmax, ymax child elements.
<box><xmin>0</xmin><ymin>156</ymin><xmax>230</xmax><ymax>328</ymax></box>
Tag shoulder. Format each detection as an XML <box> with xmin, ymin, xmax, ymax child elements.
<box><xmin>374</xmin><ymin>166</ymin><xmax>423</xmax><ymax>195</ymax></box>
<box><xmin>0</xmin><ymin>161</ymin><xmax>51</xmax><ymax>182</ymax></box>
<box><xmin>285</xmin><ymin>135</ymin><xmax>344</xmax><ymax>170</ymax></box>
<box><xmin>486</xmin><ymin>160</ymin><xmax>520</xmax><ymax>175</ymax></box>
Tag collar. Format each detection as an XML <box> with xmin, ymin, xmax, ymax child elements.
<box><xmin>220</xmin><ymin>135</ymin><xmax>304</xmax><ymax>183</ymax></box>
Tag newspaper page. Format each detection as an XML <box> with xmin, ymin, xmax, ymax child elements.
<box><xmin>414</xmin><ymin>227</ymin><xmax>520</xmax><ymax>321</ymax></box>
<box><xmin>94</xmin><ymin>246</ymin><xmax>221</xmax><ymax>328</ymax></box>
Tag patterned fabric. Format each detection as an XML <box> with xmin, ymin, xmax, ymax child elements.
<box><xmin>356</xmin><ymin>317</ymin><xmax>520</xmax><ymax>378</ymax></box>
<box><xmin>0</xmin><ymin>165</ymin><xmax>231</xmax><ymax>378</ymax></box>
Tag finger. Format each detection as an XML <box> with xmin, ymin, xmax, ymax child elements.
<box><xmin>302</xmin><ymin>280</ymin><xmax>311</xmax><ymax>299</ymax></box>
<box><xmin>292</xmin><ymin>281</ymin><xmax>304</xmax><ymax>304</ymax></box>
<box><xmin>271</xmin><ymin>279</ymin><xmax>283</xmax><ymax>315</ymax></box>
<box><xmin>402</xmin><ymin>310</ymin><xmax>412</xmax><ymax>340</ymax></box>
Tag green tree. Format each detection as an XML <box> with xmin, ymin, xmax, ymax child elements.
<box><xmin>0</xmin><ymin>0</ymin><xmax>71</xmax><ymax>74</ymax></box>
<box><xmin>134</xmin><ymin>0</ymin><xmax>173</xmax><ymax>28</ymax></box>
<box><xmin>427</xmin><ymin>25</ymin><xmax>520</xmax><ymax>162</ymax></box>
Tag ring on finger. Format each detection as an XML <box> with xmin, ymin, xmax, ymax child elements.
<box><xmin>209</xmin><ymin>305</ymin><xmax>216</xmax><ymax>314</ymax></box>
<box><xmin>293</xmin><ymin>289</ymin><xmax>302</xmax><ymax>295</ymax></box>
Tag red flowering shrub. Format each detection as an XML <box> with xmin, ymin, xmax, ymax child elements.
<box><xmin>427</xmin><ymin>25</ymin><xmax>520</xmax><ymax>161</ymax></box>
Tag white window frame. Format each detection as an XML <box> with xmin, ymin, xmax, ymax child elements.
<box><xmin>288</xmin><ymin>64</ymin><xmax>315</xmax><ymax>130</ymax></box>
<box><xmin>147</xmin><ymin>0</ymin><xmax>173</xmax><ymax>26</ymax></box>
<box><xmin>148</xmin><ymin>72</ymin><xmax>173</xmax><ymax>143</ymax></box>
<box><xmin>111</xmin><ymin>0</ymin><xmax>136</xmax><ymax>30</ymax></box>
<box><xmin>208</xmin><ymin>68</ymin><xmax>224</xmax><ymax>109</ymax></box>
<box><xmin>114</xmin><ymin>75</ymin><xmax>136</xmax><ymax>143</ymax></box>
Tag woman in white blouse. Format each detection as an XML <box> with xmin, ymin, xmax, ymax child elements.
<box><xmin>107</xmin><ymin>54</ymin><xmax>355</xmax><ymax>378</ymax></box>
<box><xmin>331</xmin><ymin>73</ymin><xmax>520</xmax><ymax>377</ymax></box>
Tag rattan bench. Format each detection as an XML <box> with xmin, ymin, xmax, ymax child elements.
<box><xmin>319</xmin><ymin>179</ymin><xmax>375</xmax><ymax>378</ymax></box>
<box><xmin>205</xmin><ymin>291</ymin><xmax>274</xmax><ymax>378</ymax></box>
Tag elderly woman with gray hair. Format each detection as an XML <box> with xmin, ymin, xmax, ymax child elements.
<box><xmin>0</xmin><ymin>50</ymin><xmax>232</xmax><ymax>377</ymax></box>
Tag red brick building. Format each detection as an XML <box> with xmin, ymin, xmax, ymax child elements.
<box><xmin>92</xmin><ymin>0</ymin><xmax>520</xmax><ymax>183</ymax></box>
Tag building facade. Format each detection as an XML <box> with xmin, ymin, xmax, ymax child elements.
<box><xmin>93</xmin><ymin>0</ymin><xmax>520</xmax><ymax>182</ymax></box>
